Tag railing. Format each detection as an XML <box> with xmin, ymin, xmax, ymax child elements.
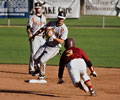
<box><xmin>0</xmin><ymin>15</ymin><xmax>120</xmax><ymax>28</ymax></box>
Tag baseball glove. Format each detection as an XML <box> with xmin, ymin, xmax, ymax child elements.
<box><xmin>90</xmin><ymin>71</ymin><xmax>98</xmax><ymax>77</ymax></box>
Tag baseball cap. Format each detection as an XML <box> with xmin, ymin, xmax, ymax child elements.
<box><xmin>35</xmin><ymin>2</ymin><xmax>42</xmax><ymax>8</ymax></box>
<box><xmin>57</xmin><ymin>11</ymin><xmax>66</xmax><ymax>19</ymax></box>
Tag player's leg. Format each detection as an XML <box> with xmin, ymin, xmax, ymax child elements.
<box><xmin>66</xmin><ymin>58</ymin><xmax>96</xmax><ymax>96</ymax></box>
<box><xmin>35</xmin><ymin>36</ymin><xmax>46</xmax><ymax>51</ymax></box>
<box><xmin>66</xmin><ymin>59</ymin><xmax>89</xmax><ymax>92</ymax></box>
<box><xmin>82</xmin><ymin>74</ymin><xmax>96</xmax><ymax>96</ymax></box>
<box><xmin>29</xmin><ymin>37</ymin><xmax>44</xmax><ymax>75</ymax></box>
<box><xmin>33</xmin><ymin>44</ymin><xmax>46</xmax><ymax>67</ymax></box>
<box><xmin>66</xmin><ymin>59</ymin><xmax>81</xmax><ymax>86</ymax></box>
<box><xmin>32</xmin><ymin>44</ymin><xmax>46</xmax><ymax>76</ymax></box>
<box><xmin>30</xmin><ymin>37</ymin><xmax>40</xmax><ymax>74</ymax></box>
<box><xmin>29</xmin><ymin>41</ymin><xmax>35</xmax><ymax>74</ymax></box>
<box><xmin>38</xmin><ymin>46</ymin><xmax>60</xmax><ymax>79</ymax></box>
<box><xmin>80</xmin><ymin>59</ymin><xmax>96</xmax><ymax>96</ymax></box>
<box><xmin>32</xmin><ymin>36</ymin><xmax>46</xmax><ymax>76</ymax></box>
<box><xmin>38</xmin><ymin>63</ymin><xmax>46</xmax><ymax>79</ymax></box>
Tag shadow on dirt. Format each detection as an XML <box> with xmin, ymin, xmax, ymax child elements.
<box><xmin>0</xmin><ymin>70</ymin><xmax>27</xmax><ymax>75</ymax></box>
<box><xmin>0</xmin><ymin>89</ymin><xmax>62</xmax><ymax>98</ymax></box>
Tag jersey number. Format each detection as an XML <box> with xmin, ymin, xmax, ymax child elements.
<box><xmin>66</xmin><ymin>50</ymin><xmax>73</xmax><ymax>57</ymax></box>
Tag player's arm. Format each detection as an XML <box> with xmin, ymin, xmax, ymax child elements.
<box><xmin>81</xmin><ymin>49</ymin><xmax>98</xmax><ymax>77</ymax></box>
<box><xmin>29</xmin><ymin>16</ymin><xmax>48</xmax><ymax>41</ymax></box>
<box><xmin>57</xmin><ymin>52</ymin><xmax>66</xmax><ymax>84</ymax></box>
<box><xmin>52</xmin><ymin>25</ymin><xmax>68</xmax><ymax>44</ymax></box>
<box><xmin>86</xmin><ymin>61</ymin><xmax>98</xmax><ymax>77</ymax></box>
<box><xmin>26</xmin><ymin>16</ymin><xmax>33</xmax><ymax>40</ymax></box>
<box><xmin>30</xmin><ymin>21</ymin><xmax>51</xmax><ymax>41</ymax></box>
<box><xmin>53</xmin><ymin>30</ymin><xmax>68</xmax><ymax>44</ymax></box>
<box><xmin>29</xmin><ymin>27</ymin><xmax>45</xmax><ymax>41</ymax></box>
<box><xmin>54</xmin><ymin>38</ymin><xmax>64</xmax><ymax>44</ymax></box>
<box><xmin>45</xmin><ymin>27</ymin><xmax>64</xmax><ymax>44</ymax></box>
<box><xmin>26</xmin><ymin>26</ymin><xmax>32</xmax><ymax>40</ymax></box>
<box><xmin>27</xmin><ymin>16</ymin><xmax>36</xmax><ymax>41</ymax></box>
<box><xmin>57</xmin><ymin>26</ymin><xmax>68</xmax><ymax>44</ymax></box>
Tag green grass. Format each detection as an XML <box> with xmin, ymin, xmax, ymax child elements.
<box><xmin>0</xmin><ymin>27</ymin><xmax>120</xmax><ymax>68</ymax></box>
<box><xmin>0</xmin><ymin>27</ymin><xmax>29</xmax><ymax>64</ymax></box>
<box><xmin>68</xmin><ymin>28</ymin><xmax>120</xmax><ymax>67</ymax></box>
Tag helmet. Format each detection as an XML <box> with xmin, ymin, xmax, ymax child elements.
<box><xmin>35</xmin><ymin>2</ymin><xmax>42</xmax><ymax>8</ymax></box>
<box><xmin>57</xmin><ymin>11</ymin><xmax>66</xmax><ymax>19</ymax></box>
<box><xmin>64</xmin><ymin>38</ymin><xmax>75</xmax><ymax>49</ymax></box>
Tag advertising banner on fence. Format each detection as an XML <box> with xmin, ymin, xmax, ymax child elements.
<box><xmin>84</xmin><ymin>0</ymin><xmax>118</xmax><ymax>16</ymax></box>
<box><xmin>34</xmin><ymin>0</ymin><xmax>80</xmax><ymax>18</ymax></box>
<box><xmin>0</xmin><ymin>0</ymin><xmax>29</xmax><ymax>18</ymax></box>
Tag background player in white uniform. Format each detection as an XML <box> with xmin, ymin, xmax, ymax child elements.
<box><xmin>27</xmin><ymin>2</ymin><xmax>46</xmax><ymax>74</ymax></box>
<box><xmin>30</xmin><ymin>11</ymin><xmax>68</xmax><ymax>80</ymax></box>
<box><xmin>116</xmin><ymin>0</ymin><xmax>120</xmax><ymax>17</ymax></box>
<box><xmin>57</xmin><ymin>38</ymin><xmax>98</xmax><ymax>96</ymax></box>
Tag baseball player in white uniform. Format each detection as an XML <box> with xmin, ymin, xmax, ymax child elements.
<box><xmin>57</xmin><ymin>38</ymin><xmax>98</xmax><ymax>96</ymax></box>
<box><xmin>116</xmin><ymin>0</ymin><xmax>120</xmax><ymax>17</ymax></box>
<box><xmin>27</xmin><ymin>2</ymin><xmax>46</xmax><ymax>74</ymax></box>
<box><xmin>30</xmin><ymin>11</ymin><xmax>68</xmax><ymax>80</ymax></box>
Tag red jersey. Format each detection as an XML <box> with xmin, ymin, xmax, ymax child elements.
<box><xmin>60</xmin><ymin>47</ymin><xmax>89</xmax><ymax>65</ymax></box>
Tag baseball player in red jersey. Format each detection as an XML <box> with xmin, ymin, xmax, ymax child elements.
<box><xmin>58</xmin><ymin>38</ymin><xmax>98</xmax><ymax>96</ymax></box>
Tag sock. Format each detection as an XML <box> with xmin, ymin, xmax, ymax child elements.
<box><xmin>88</xmin><ymin>85</ymin><xmax>93</xmax><ymax>90</ymax></box>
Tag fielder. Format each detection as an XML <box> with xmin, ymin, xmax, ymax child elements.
<box><xmin>57</xmin><ymin>38</ymin><xmax>97</xmax><ymax>96</ymax></box>
<box><xmin>27</xmin><ymin>2</ymin><xmax>46</xmax><ymax>74</ymax></box>
<box><xmin>116</xmin><ymin>0</ymin><xmax>120</xmax><ymax>17</ymax></box>
<box><xmin>30</xmin><ymin>11</ymin><xmax>68</xmax><ymax>80</ymax></box>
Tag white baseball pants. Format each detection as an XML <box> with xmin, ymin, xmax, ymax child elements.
<box><xmin>29</xmin><ymin>36</ymin><xmax>45</xmax><ymax>71</ymax></box>
<box><xmin>66</xmin><ymin>58</ymin><xmax>90</xmax><ymax>86</ymax></box>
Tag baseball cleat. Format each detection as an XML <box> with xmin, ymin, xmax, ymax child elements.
<box><xmin>38</xmin><ymin>75</ymin><xmax>45</xmax><ymax>80</ymax></box>
<box><xmin>89</xmin><ymin>88</ymin><xmax>96</xmax><ymax>96</ymax></box>
<box><xmin>31</xmin><ymin>69</ymin><xmax>40</xmax><ymax>76</ymax></box>
<box><xmin>29</xmin><ymin>71</ymin><xmax>35</xmax><ymax>74</ymax></box>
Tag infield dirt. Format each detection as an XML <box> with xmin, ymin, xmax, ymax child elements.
<box><xmin>0</xmin><ymin>64</ymin><xmax>119</xmax><ymax>100</ymax></box>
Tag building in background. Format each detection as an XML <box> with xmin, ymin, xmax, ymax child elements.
<box><xmin>0</xmin><ymin>0</ymin><xmax>29</xmax><ymax>18</ymax></box>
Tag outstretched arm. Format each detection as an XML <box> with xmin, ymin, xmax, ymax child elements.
<box><xmin>86</xmin><ymin>61</ymin><xmax>98</xmax><ymax>77</ymax></box>
<box><xmin>81</xmin><ymin>49</ymin><xmax>98</xmax><ymax>77</ymax></box>
<box><xmin>57</xmin><ymin>53</ymin><xmax>66</xmax><ymax>84</ymax></box>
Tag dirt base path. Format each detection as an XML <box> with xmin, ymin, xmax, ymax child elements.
<box><xmin>0</xmin><ymin>64</ymin><xmax>119</xmax><ymax>100</ymax></box>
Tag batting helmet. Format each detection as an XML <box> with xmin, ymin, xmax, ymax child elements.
<box><xmin>57</xmin><ymin>11</ymin><xmax>66</xmax><ymax>19</ymax></box>
<box><xmin>64</xmin><ymin>38</ymin><xmax>75</xmax><ymax>49</ymax></box>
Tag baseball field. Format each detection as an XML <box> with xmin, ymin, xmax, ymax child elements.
<box><xmin>0</xmin><ymin>16</ymin><xmax>120</xmax><ymax>100</ymax></box>
<box><xmin>0</xmin><ymin>64</ymin><xmax>120</xmax><ymax>100</ymax></box>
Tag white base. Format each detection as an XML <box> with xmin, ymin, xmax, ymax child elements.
<box><xmin>28</xmin><ymin>79</ymin><xmax>47</xmax><ymax>83</ymax></box>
